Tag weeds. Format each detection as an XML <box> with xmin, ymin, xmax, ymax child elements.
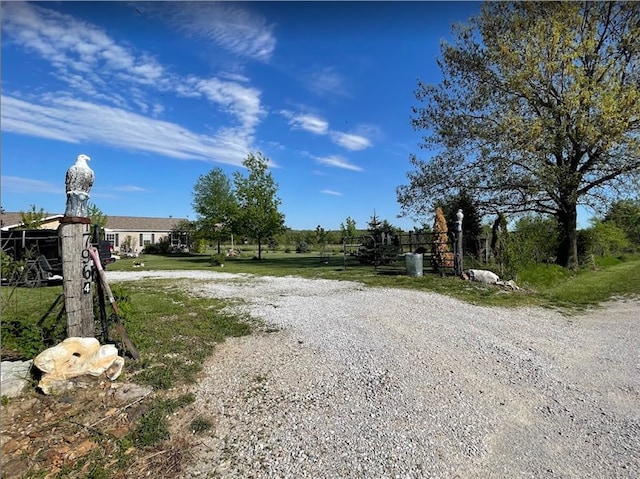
<box><xmin>130</xmin><ymin>394</ymin><xmax>195</xmax><ymax>447</ymax></box>
<box><xmin>190</xmin><ymin>418</ymin><xmax>213</xmax><ymax>434</ymax></box>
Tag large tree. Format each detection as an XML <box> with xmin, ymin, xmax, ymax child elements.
<box><xmin>192</xmin><ymin>167</ymin><xmax>238</xmax><ymax>253</ymax></box>
<box><xmin>397</xmin><ymin>2</ymin><xmax>640</xmax><ymax>269</ymax></box>
<box><xmin>233</xmin><ymin>152</ymin><xmax>285</xmax><ymax>259</ymax></box>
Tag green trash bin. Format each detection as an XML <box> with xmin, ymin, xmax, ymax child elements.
<box><xmin>405</xmin><ymin>253</ymin><xmax>423</xmax><ymax>277</ymax></box>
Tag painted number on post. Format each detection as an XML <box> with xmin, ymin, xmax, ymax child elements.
<box><xmin>81</xmin><ymin>231</ymin><xmax>93</xmax><ymax>294</ymax></box>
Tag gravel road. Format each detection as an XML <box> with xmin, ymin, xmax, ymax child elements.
<box><xmin>107</xmin><ymin>271</ymin><xmax>640</xmax><ymax>478</ymax></box>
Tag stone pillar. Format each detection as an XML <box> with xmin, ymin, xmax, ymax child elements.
<box><xmin>60</xmin><ymin>219</ymin><xmax>94</xmax><ymax>337</ymax></box>
<box><xmin>455</xmin><ymin>209</ymin><xmax>464</xmax><ymax>277</ymax></box>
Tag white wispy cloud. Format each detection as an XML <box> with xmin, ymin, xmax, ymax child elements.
<box><xmin>1</xmin><ymin>96</ymin><xmax>253</xmax><ymax>166</ymax></box>
<box><xmin>1</xmin><ymin>2</ymin><xmax>266</xmax><ymax>167</ymax></box>
<box><xmin>321</xmin><ymin>189</ymin><xmax>342</xmax><ymax>196</ymax></box>
<box><xmin>280</xmin><ymin>109</ymin><xmax>373</xmax><ymax>152</ymax></box>
<box><xmin>305</xmin><ymin>66</ymin><xmax>349</xmax><ymax>97</ymax></box>
<box><xmin>314</xmin><ymin>155</ymin><xmax>362</xmax><ymax>172</ymax></box>
<box><xmin>191</xmin><ymin>77</ymin><xmax>264</xmax><ymax>130</ymax></box>
<box><xmin>2</xmin><ymin>2</ymin><xmax>170</xmax><ymax>99</ymax></box>
<box><xmin>143</xmin><ymin>2</ymin><xmax>276</xmax><ymax>62</ymax></box>
<box><xmin>330</xmin><ymin>131</ymin><xmax>372</xmax><ymax>151</ymax></box>
<box><xmin>280</xmin><ymin>110</ymin><xmax>329</xmax><ymax>135</ymax></box>
<box><xmin>1</xmin><ymin>176</ymin><xmax>63</xmax><ymax>195</ymax></box>
<box><xmin>114</xmin><ymin>185</ymin><xmax>149</xmax><ymax>193</ymax></box>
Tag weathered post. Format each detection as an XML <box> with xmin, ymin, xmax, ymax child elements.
<box><xmin>455</xmin><ymin>209</ymin><xmax>464</xmax><ymax>276</ymax></box>
<box><xmin>60</xmin><ymin>154</ymin><xmax>95</xmax><ymax>337</ymax></box>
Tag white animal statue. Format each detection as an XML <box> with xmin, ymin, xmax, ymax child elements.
<box><xmin>467</xmin><ymin>269</ymin><xmax>500</xmax><ymax>284</ymax></box>
<box><xmin>64</xmin><ymin>154</ymin><xmax>94</xmax><ymax>217</ymax></box>
<box><xmin>466</xmin><ymin>269</ymin><xmax>520</xmax><ymax>290</ymax></box>
<box><xmin>33</xmin><ymin>337</ymin><xmax>124</xmax><ymax>395</ymax></box>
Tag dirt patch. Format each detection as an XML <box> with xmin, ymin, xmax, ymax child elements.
<box><xmin>0</xmin><ymin>377</ymin><xmax>189</xmax><ymax>478</ymax></box>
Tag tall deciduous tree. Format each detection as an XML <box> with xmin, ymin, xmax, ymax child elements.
<box><xmin>397</xmin><ymin>2</ymin><xmax>640</xmax><ymax>269</ymax></box>
<box><xmin>192</xmin><ymin>167</ymin><xmax>238</xmax><ymax>254</ymax></box>
<box><xmin>233</xmin><ymin>152</ymin><xmax>285</xmax><ymax>259</ymax></box>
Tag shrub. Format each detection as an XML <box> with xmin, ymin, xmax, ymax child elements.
<box><xmin>193</xmin><ymin>239</ymin><xmax>208</xmax><ymax>254</ymax></box>
<box><xmin>142</xmin><ymin>243</ymin><xmax>159</xmax><ymax>254</ymax></box>
<box><xmin>210</xmin><ymin>253</ymin><xmax>226</xmax><ymax>266</ymax></box>
<box><xmin>1</xmin><ymin>250</ymin><xmax>22</xmax><ymax>283</ymax></box>
<box><xmin>295</xmin><ymin>241</ymin><xmax>310</xmax><ymax>253</ymax></box>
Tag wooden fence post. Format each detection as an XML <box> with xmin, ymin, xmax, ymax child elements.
<box><xmin>60</xmin><ymin>220</ymin><xmax>94</xmax><ymax>337</ymax></box>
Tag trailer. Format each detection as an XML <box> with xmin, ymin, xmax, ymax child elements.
<box><xmin>1</xmin><ymin>227</ymin><xmax>114</xmax><ymax>287</ymax></box>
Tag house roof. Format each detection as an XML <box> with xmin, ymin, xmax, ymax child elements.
<box><xmin>105</xmin><ymin>216</ymin><xmax>187</xmax><ymax>232</ymax></box>
<box><xmin>0</xmin><ymin>212</ymin><xmax>62</xmax><ymax>231</ymax></box>
<box><xmin>0</xmin><ymin>211</ymin><xmax>187</xmax><ymax>232</ymax></box>
<box><xmin>1</xmin><ymin>212</ymin><xmax>26</xmax><ymax>229</ymax></box>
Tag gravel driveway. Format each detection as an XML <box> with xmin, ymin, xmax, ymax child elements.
<box><xmin>107</xmin><ymin>271</ymin><xmax>640</xmax><ymax>478</ymax></box>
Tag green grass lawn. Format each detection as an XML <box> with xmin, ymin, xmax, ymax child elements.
<box><xmin>2</xmin><ymin>250</ymin><xmax>637</xmax><ymax>477</ymax></box>
<box><xmin>108</xmin><ymin>249</ymin><xmax>640</xmax><ymax>309</ymax></box>
<box><xmin>3</xmin><ymin>250</ymin><xmax>638</xmax><ymax>360</ymax></box>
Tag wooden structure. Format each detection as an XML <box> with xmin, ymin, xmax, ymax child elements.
<box><xmin>60</xmin><ymin>218</ymin><xmax>94</xmax><ymax>337</ymax></box>
<box><xmin>1</xmin><ymin>229</ymin><xmax>63</xmax><ymax>287</ymax></box>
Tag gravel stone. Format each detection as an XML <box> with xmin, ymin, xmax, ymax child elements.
<box><xmin>106</xmin><ymin>270</ymin><xmax>640</xmax><ymax>478</ymax></box>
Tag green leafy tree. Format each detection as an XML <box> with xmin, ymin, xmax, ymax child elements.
<box><xmin>340</xmin><ymin>216</ymin><xmax>357</xmax><ymax>241</ymax></box>
<box><xmin>398</xmin><ymin>2</ymin><xmax>640</xmax><ymax>270</ymax></box>
<box><xmin>315</xmin><ymin>225</ymin><xmax>327</xmax><ymax>248</ymax></box>
<box><xmin>232</xmin><ymin>152</ymin><xmax>286</xmax><ymax>259</ymax></box>
<box><xmin>604</xmin><ymin>199</ymin><xmax>640</xmax><ymax>247</ymax></box>
<box><xmin>511</xmin><ymin>215</ymin><xmax>560</xmax><ymax>265</ymax></box>
<box><xmin>582</xmin><ymin>219</ymin><xmax>632</xmax><ymax>257</ymax></box>
<box><xmin>87</xmin><ymin>202</ymin><xmax>108</xmax><ymax>229</ymax></box>
<box><xmin>19</xmin><ymin>204</ymin><xmax>47</xmax><ymax>229</ymax></box>
<box><xmin>192</xmin><ymin>167</ymin><xmax>238</xmax><ymax>254</ymax></box>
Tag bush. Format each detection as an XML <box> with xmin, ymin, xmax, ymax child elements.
<box><xmin>142</xmin><ymin>237</ymin><xmax>171</xmax><ymax>255</ymax></box>
<box><xmin>142</xmin><ymin>243</ymin><xmax>159</xmax><ymax>254</ymax></box>
<box><xmin>1</xmin><ymin>250</ymin><xmax>22</xmax><ymax>283</ymax></box>
<box><xmin>295</xmin><ymin>241</ymin><xmax>310</xmax><ymax>253</ymax></box>
<box><xmin>193</xmin><ymin>239</ymin><xmax>208</xmax><ymax>254</ymax></box>
<box><xmin>210</xmin><ymin>253</ymin><xmax>226</xmax><ymax>266</ymax></box>
<box><xmin>579</xmin><ymin>221</ymin><xmax>632</xmax><ymax>258</ymax></box>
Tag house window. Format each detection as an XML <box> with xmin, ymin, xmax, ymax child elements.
<box><xmin>106</xmin><ymin>233</ymin><xmax>119</xmax><ymax>247</ymax></box>
<box><xmin>140</xmin><ymin>233</ymin><xmax>153</xmax><ymax>246</ymax></box>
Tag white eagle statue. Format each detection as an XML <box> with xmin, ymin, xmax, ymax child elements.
<box><xmin>64</xmin><ymin>154</ymin><xmax>94</xmax><ymax>217</ymax></box>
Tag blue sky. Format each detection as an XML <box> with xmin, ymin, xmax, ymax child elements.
<box><xmin>2</xmin><ymin>1</ymin><xmax>485</xmax><ymax>231</ymax></box>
